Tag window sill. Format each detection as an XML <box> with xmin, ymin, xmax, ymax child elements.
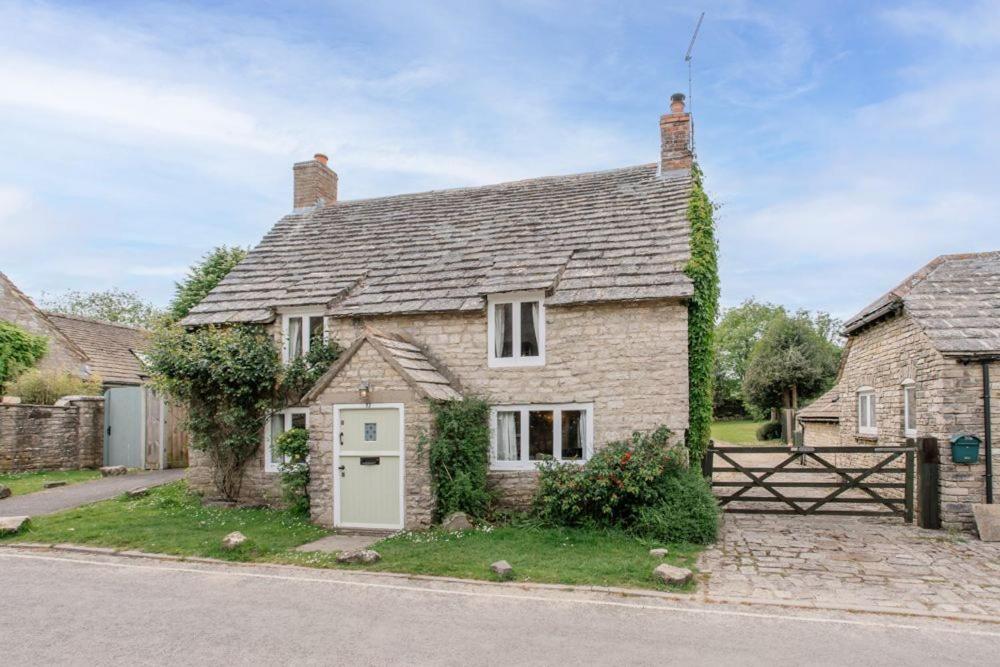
<box><xmin>855</xmin><ymin>434</ymin><xmax>879</xmax><ymax>443</ymax></box>
<box><xmin>488</xmin><ymin>358</ymin><xmax>546</xmax><ymax>369</ymax></box>
<box><xmin>490</xmin><ymin>460</ymin><xmax>587</xmax><ymax>472</ymax></box>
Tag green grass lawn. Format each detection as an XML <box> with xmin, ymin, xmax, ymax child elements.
<box><xmin>710</xmin><ymin>420</ymin><xmax>769</xmax><ymax>444</ymax></box>
<box><xmin>2</xmin><ymin>481</ymin><xmax>703</xmax><ymax>591</ymax></box>
<box><xmin>0</xmin><ymin>469</ymin><xmax>103</xmax><ymax>496</ymax></box>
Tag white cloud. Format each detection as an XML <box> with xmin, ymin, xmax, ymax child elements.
<box><xmin>882</xmin><ymin>2</ymin><xmax>1000</xmax><ymax>48</ymax></box>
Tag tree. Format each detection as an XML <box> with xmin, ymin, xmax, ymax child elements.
<box><xmin>41</xmin><ymin>288</ymin><xmax>161</xmax><ymax>328</ymax></box>
<box><xmin>742</xmin><ymin>313</ymin><xmax>841</xmax><ymax>417</ymax></box>
<box><xmin>713</xmin><ymin>299</ymin><xmax>785</xmax><ymax>419</ymax></box>
<box><xmin>167</xmin><ymin>246</ymin><xmax>248</xmax><ymax>323</ymax></box>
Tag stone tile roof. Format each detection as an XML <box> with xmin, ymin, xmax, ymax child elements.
<box><xmin>45</xmin><ymin>313</ymin><xmax>150</xmax><ymax>385</ymax></box>
<box><xmin>304</xmin><ymin>329</ymin><xmax>461</xmax><ymax>403</ymax></box>
<box><xmin>843</xmin><ymin>251</ymin><xmax>1000</xmax><ymax>357</ymax></box>
<box><xmin>181</xmin><ymin>164</ymin><xmax>694</xmax><ymax>325</ymax></box>
<box><xmin>797</xmin><ymin>388</ymin><xmax>840</xmax><ymax>423</ymax></box>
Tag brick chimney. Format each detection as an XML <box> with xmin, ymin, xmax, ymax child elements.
<box><xmin>293</xmin><ymin>153</ymin><xmax>338</xmax><ymax>209</ymax></box>
<box><xmin>660</xmin><ymin>93</ymin><xmax>692</xmax><ymax>174</ymax></box>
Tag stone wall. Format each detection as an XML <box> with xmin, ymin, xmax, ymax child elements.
<box><xmin>186</xmin><ymin>448</ymin><xmax>283</xmax><ymax>505</ymax></box>
<box><xmin>800</xmin><ymin>421</ymin><xmax>839</xmax><ymax>447</ymax></box>
<box><xmin>0</xmin><ymin>396</ymin><xmax>104</xmax><ymax>471</ymax></box>
<box><xmin>0</xmin><ymin>276</ymin><xmax>89</xmax><ymax>379</ymax></box>
<box><xmin>835</xmin><ymin>311</ymin><xmax>1000</xmax><ymax>530</ymax></box>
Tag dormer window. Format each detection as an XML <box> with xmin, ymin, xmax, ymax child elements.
<box><xmin>282</xmin><ymin>311</ymin><xmax>326</xmax><ymax>362</ymax></box>
<box><xmin>487</xmin><ymin>292</ymin><xmax>545</xmax><ymax>368</ymax></box>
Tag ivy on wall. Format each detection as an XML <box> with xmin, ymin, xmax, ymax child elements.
<box><xmin>684</xmin><ymin>163</ymin><xmax>720</xmax><ymax>461</ymax></box>
<box><xmin>422</xmin><ymin>397</ymin><xmax>493</xmax><ymax>522</ymax></box>
<box><xmin>0</xmin><ymin>321</ymin><xmax>48</xmax><ymax>390</ymax></box>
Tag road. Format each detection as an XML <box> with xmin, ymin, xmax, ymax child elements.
<box><xmin>1</xmin><ymin>547</ymin><xmax>998</xmax><ymax>666</ymax></box>
<box><xmin>0</xmin><ymin>469</ymin><xmax>184</xmax><ymax>516</ymax></box>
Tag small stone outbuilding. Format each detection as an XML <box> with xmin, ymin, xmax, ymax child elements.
<box><xmin>799</xmin><ymin>252</ymin><xmax>1000</xmax><ymax>531</ymax></box>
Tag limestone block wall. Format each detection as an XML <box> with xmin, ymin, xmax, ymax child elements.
<box><xmin>836</xmin><ymin>312</ymin><xmax>999</xmax><ymax>530</ymax></box>
<box><xmin>0</xmin><ymin>396</ymin><xmax>104</xmax><ymax>471</ymax></box>
<box><xmin>800</xmin><ymin>422</ymin><xmax>840</xmax><ymax>447</ymax></box>
<box><xmin>0</xmin><ymin>278</ymin><xmax>89</xmax><ymax>378</ymax></box>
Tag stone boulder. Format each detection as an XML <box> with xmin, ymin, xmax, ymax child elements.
<box><xmin>649</xmin><ymin>548</ymin><xmax>669</xmax><ymax>558</ymax></box>
<box><xmin>441</xmin><ymin>511</ymin><xmax>473</xmax><ymax>531</ymax></box>
<box><xmin>973</xmin><ymin>504</ymin><xmax>1000</xmax><ymax>542</ymax></box>
<box><xmin>0</xmin><ymin>516</ymin><xmax>30</xmax><ymax>535</ymax></box>
<box><xmin>1</xmin><ymin>396</ymin><xmax>21</xmax><ymax>404</ymax></box>
<box><xmin>221</xmin><ymin>531</ymin><xmax>248</xmax><ymax>550</ymax></box>
<box><xmin>490</xmin><ymin>560</ymin><xmax>514</xmax><ymax>581</ymax></box>
<box><xmin>126</xmin><ymin>487</ymin><xmax>149</xmax><ymax>499</ymax></box>
<box><xmin>0</xmin><ymin>485</ymin><xmax>11</xmax><ymax>500</ymax></box>
<box><xmin>99</xmin><ymin>466</ymin><xmax>128</xmax><ymax>477</ymax></box>
<box><xmin>43</xmin><ymin>481</ymin><xmax>67</xmax><ymax>489</ymax></box>
<box><xmin>653</xmin><ymin>563</ymin><xmax>692</xmax><ymax>586</ymax></box>
<box><xmin>336</xmin><ymin>549</ymin><xmax>382</xmax><ymax>564</ymax></box>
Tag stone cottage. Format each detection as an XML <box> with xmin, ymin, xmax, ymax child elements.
<box><xmin>182</xmin><ymin>94</ymin><xmax>701</xmax><ymax>530</ymax></box>
<box><xmin>798</xmin><ymin>252</ymin><xmax>1000</xmax><ymax>530</ymax></box>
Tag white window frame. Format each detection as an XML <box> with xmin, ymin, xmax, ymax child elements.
<box><xmin>486</xmin><ymin>291</ymin><xmax>546</xmax><ymax>368</ymax></box>
<box><xmin>264</xmin><ymin>407</ymin><xmax>309</xmax><ymax>473</ymax></box>
<box><xmin>902</xmin><ymin>379</ymin><xmax>917</xmax><ymax>438</ymax></box>
<box><xmin>489</xmin><ymin>403</ymin><xmax>593</xmax><ymax>470</ymax></box>
<box><xmin>857</xmin><ymin>387</ymin><xmax>877</xmax><ymax>437</ymax></box>
<box><xmin>281</xmin><ymin>309</ymin><xmax>327</xmax><ymax>363</ymax></box>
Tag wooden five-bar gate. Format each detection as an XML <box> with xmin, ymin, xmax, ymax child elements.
<box><xmin>703</xmin><ymin>445</ymin><xmax>917</xmax><ymax>523</ymax></box>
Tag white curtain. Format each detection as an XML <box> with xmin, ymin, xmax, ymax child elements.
<box><xmin>494</xmin><ymin>304</ymin><xmax>507</xmax><ymax>358</ymax></box>
<box><xmin>269</xmin><ymin>414</ymin><xmax>286</xmax><ymax>467</ymax></box>
<box><xmin>288</xmin><ymin>317</ymin><xmax>303</xmax><ymax>359</ymax></box>
<box><xmin>497</xmin><ymin>412</ymin><xmax>518</xmax><ymax>461</ymax></box>
<box><xmin>577</xmin><ymin>412</ymin><xmax>587</xmax><ymax>457</ymax></box>
<box><xmin>530</xmin><ymin>302</ymin><xmax>539</xmax><ymax>351</ymax></box>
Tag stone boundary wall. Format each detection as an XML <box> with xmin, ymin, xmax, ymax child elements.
<box><xmin>0</xmin><ymin>396</ymin><xmax>104</xmax><ymax>471</ymax></box>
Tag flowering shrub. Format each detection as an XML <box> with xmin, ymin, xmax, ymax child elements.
<box><xmin>534</xmin><ymin>426</ymin><xmax>718</xmax><ymax>543</ymax></box>
<box><xmin>534</xmin><ymin>426</ymin><xmax>686</xmax><ymax>526</ymax></box>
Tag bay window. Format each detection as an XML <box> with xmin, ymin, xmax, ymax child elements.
<box><xmin>487</xmin><ymin>292</ymin><xmax>545</xmax><ymax>367</ymax></box>
<box><xmin>491</xmin><ymin>404</ymin><xmax>592</xmax><ymax>469</ymax></box>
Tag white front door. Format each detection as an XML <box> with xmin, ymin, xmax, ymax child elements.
<box><xmin>335</xmin><ymin>405</ymin><xmax>404</xmax><ymax>529</ymax></box>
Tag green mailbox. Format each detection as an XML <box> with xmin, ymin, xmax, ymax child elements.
<box><xmin>949</xmin><ymin>433</ymin><xmax>981</xmax><ymax>464</ymax></box>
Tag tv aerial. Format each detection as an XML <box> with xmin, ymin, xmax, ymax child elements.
<box><xmin>684</xmin><ymin>11</ymin><xmax>705</xmax><ymax>150</ymax></box>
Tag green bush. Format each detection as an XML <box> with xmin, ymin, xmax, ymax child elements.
<box><xmin>274</xmin><ymin>427</ymin><xmax>310</xmax><ymax>515</ymax></box>
<box><xmin>6</xmin><ymin>368</ymin><xmax>102</xmax><ymax>405</ymax></box>
<box><xmin>632</xmin><ymin>470</ymin><xmax>720</xmax><ymax>544</ymax></box>
<box><xmin>0</xmin><ymin>321</ymin><xmax>47</xmax><ymax>390</ymax></box>
<box><xmin>534</xmin><ymin>427</ymin><xmax>688</xmax><ymax>528</ymax></box>
<box><xmin>755</xmin><ymin>420</ymin><xmax>783</xmax><ymax>441</ymax></box>
<box><xmin>424</xmin><ymin>397</ymin><xmax>492</xmax><ymax>522</ymax></box>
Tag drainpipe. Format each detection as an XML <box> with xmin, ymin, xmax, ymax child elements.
<box><xmin>983</xmin><ymin>360</ymin><xmax>994</xmax><ymax>504</ymax></box>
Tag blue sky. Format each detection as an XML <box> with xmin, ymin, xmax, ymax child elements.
<box><xmin>1</xmin><ymin>1</ymin><xmax>998</xmax><ymax>319</ymax></box>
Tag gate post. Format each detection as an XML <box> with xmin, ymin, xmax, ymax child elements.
<box><xmin>917</xmin><ymin>437</ymin><xmax>941</xmax><ymax>529</ymax></box>
<box><xmin>905</xmin><ymin>449</ymin><xmax>915</xmax><ymax>523</ymax></box>
<box><xmin>702</xmin><ymin>442</ymin><xmax>715</xmax><ymax>479</ymax></box>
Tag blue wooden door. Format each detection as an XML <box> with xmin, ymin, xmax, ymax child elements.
<box><xmin>104</xmin><ymin>386</ymin><xmax>143</xmax><ymax>468</ymax></box>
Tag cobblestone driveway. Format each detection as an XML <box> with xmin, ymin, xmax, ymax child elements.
<box><xmin>699</xmin><ymin>514</ymin><xmax>1000</xmax><ymax>617</ymax></box>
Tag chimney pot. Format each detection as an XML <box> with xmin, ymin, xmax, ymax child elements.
<box><xmin>669</xmin><ymin>92</ymin><xmax>686</xmax><ymax>114</ymax></box>
<box><xmin>293</xmin><ymin>153</ymin><xmax>338</xmax><ymax>209</ymax></box>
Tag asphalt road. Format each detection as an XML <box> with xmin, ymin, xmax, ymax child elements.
<box><xmin>0</xmin><ymin>469</ymin><xmax>184</xmax><ymax>516</ymax></box>
<box><xmin>1</xmin><ymin>547</ymin><xmax>998</xmax><ymax>666</ymax></box>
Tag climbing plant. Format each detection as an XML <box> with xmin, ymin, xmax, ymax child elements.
<box><xmin>147</xmin><ymin>324</ymin><xmax>340</xmax><ymax>501</ymax></box>
<box><xmin>0</xmin><ymin>321</ymin><xmax>47</xmax><ymax>390</ymax></box>
<box><xmin>684</xmin><ymin>163</ymin><xmax>720</xmax><ymax>462</ymax></box>
<box><xmin>275</xmin><ymin>427</ymin><xmax>311</xmax><ymax>515</ymax></box>
<box><xmin>422</xmin><ymin>397</ymin><xmax>493</xmax><ymax>522</ymax></box>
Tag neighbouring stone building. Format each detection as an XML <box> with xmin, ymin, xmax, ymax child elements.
<box><xmin>799</xmin><ymin>252</ymin><xmax>1000</xmax><ymax>531</ymax></box>
<box><xmin>182</xmin><ymin>94</ymin><xmax>700</xmax><ymax>530</ymax></box>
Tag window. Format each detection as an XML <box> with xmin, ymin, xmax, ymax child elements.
<box><xmin>265</xmin><ymin>408</ymin><xmax>308</xmax><ymax>472</ymax></box>
<box><xmin>903</xmin><ymin>380</ymin><xmax>917</xmax><ymax>438</ymax></box>
<box><xmin>491</xmin><ymin>404</ymin><xmax>592</xmax><ymax>469</ymax></box>
<box><xmin>857</xmin><ymin>387</ymin><xmax>877</xmax><ymax>437</ymax></box>
<box><xmin>282</xmin><ymin>312</ymin><xmax>326</xmax><ymax>362</ymax></box>
<box><xmin>487</xmin><ymin>292</ymin><xmax>545</xmax><ymax>367</ymax></box>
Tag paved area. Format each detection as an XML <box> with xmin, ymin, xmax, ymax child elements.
<box><xmin>0</xmin><ymin>469</ymin><xmax>184</xmax><ymax>516</ymax></box>
<box><xmin>295</xmin><ymin>532</ymin><xmax>382</xmax><ymax>553</ymax></box>
<box><xmin>2</xmin><ymin>547</ymin><xmax>998</xmax><ymax>666</ymax></box>
<box><xmin>700</xmin><ymin>514</ymin><xmax>1000</xmax><ymax>617</ymax></box>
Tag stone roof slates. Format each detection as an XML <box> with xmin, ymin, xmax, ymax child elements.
<box><xmin>45</xmin><ymin>313</ymin><xmax>150</xmax><ymax>385</ymax></box>
<box><xmin>182</xmin><ymin>164</ymin><xmax>694</xmax><ymax>324</ymax></box>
